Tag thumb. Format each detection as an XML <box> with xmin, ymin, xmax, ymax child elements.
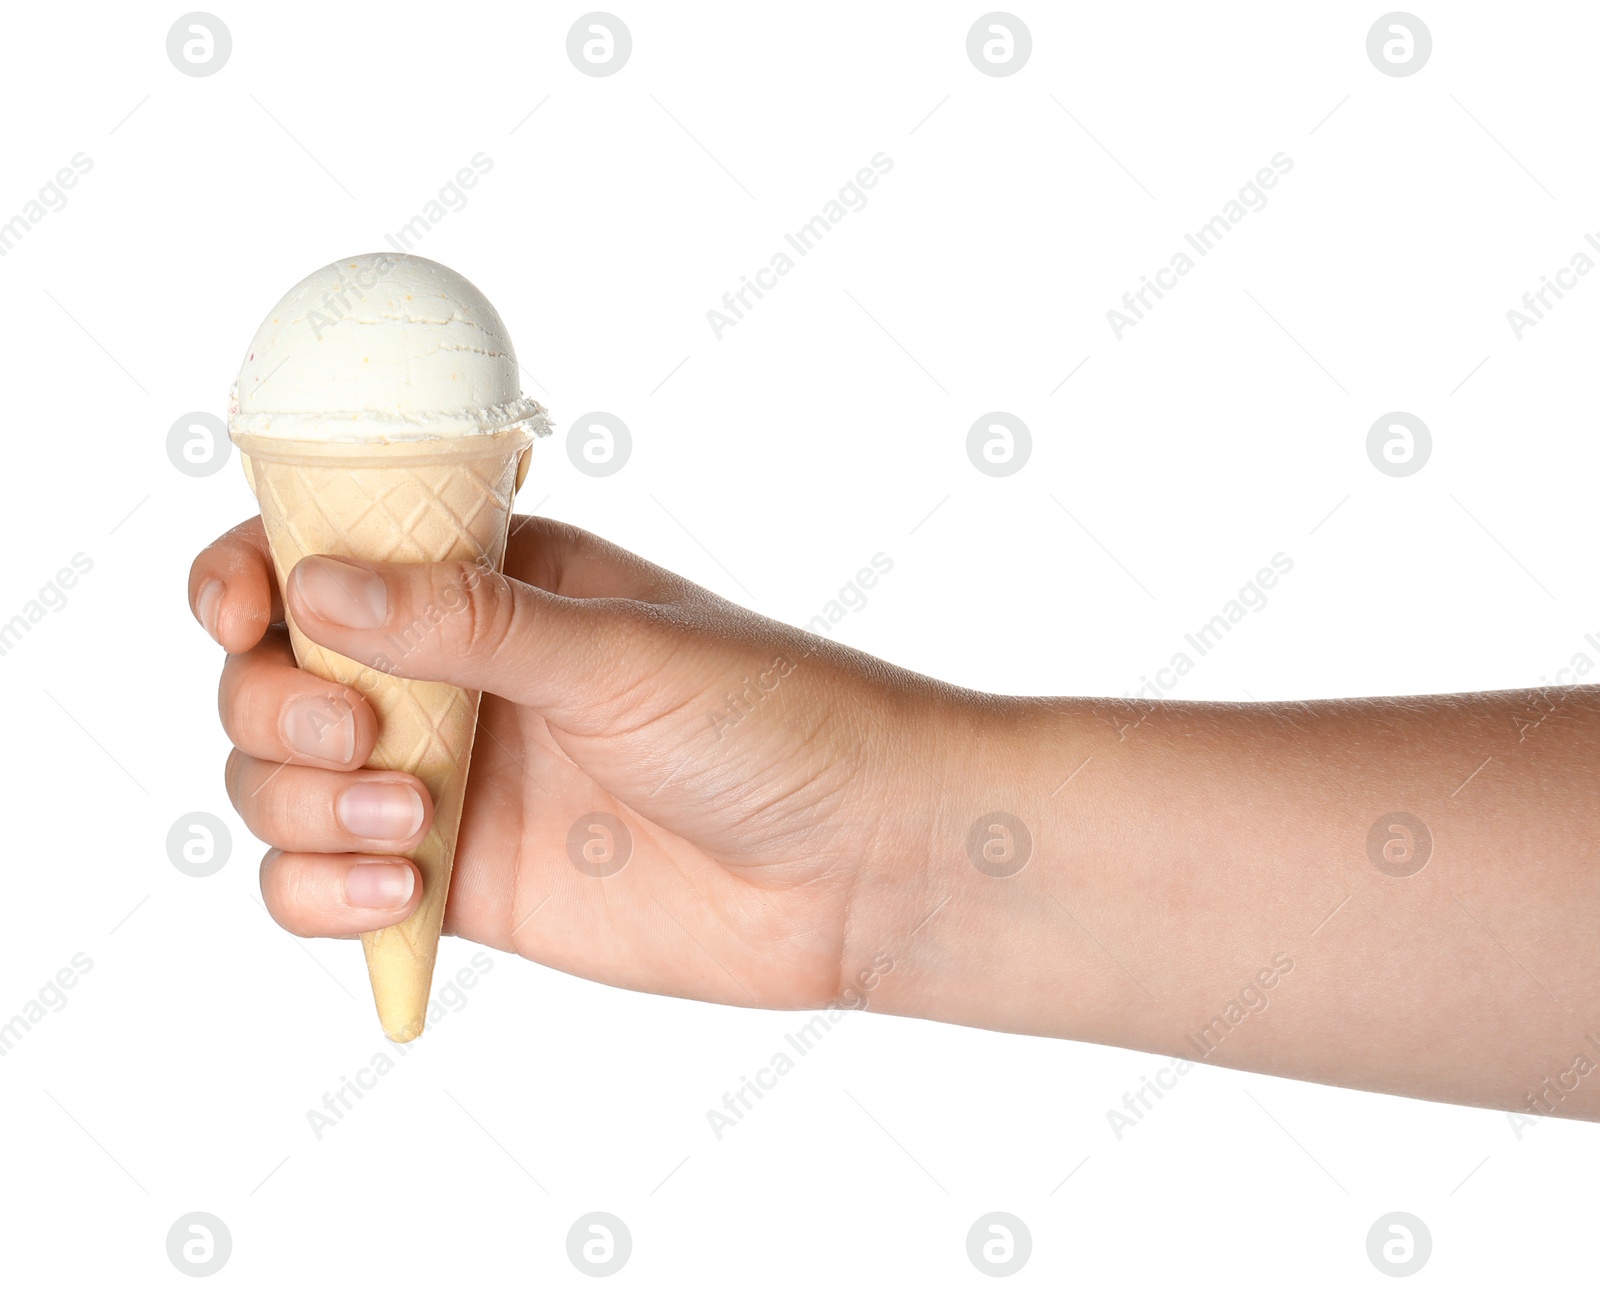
<box><xmin>284</xmin><ymin>555</ymin><xmax>675</xmax><ymax>733</ymax></box>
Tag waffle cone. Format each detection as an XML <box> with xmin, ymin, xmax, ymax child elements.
<box><xmin>235</xmin><ymin>429</ymin><xmax>530</xmax><ymax>1041</ymax></box>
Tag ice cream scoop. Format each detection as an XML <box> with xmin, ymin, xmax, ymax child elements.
<box><xmin>230</xmin><ymin>252</ymin><xmax>548</xmax><ymax>442</ymax></box>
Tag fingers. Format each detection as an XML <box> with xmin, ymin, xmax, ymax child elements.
<box><xmin>219</xmin><ymin>629</ymin><xmax>377</xmax><ymax>769</ymax></box>
<box><xmin>284</xmin><ymin>553</ymin><xmax>686</xmax><ymax>729</ymax></box>
<box><xmin>226</xmin><ymin>750</ymin><xmax>432</xmax><ymax>853</ymax></box>
<box><xmin>260</xmin><ymin>849</ymin><xmax>422</xmax><ymax>938</ymax></box>
<box><xmin>189</xmin><ymin>517</ymin><xmax>283</xmax><ymax>653</ymax></box>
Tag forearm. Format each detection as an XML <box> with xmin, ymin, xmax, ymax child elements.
<box><xmin>858</xmin><ymin>686</ymin><xmax>1600</xmax><ymax>1119</ymax></box>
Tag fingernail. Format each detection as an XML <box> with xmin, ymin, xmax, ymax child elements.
<box><xmin>197</xmin><ymin>579</ymin><xmax>223</xmax><ymax>640</ymax></box>
<box><xmin>345</xmin><ymin>861</ymin><xmax>415</xmax><ymax>909</ymax></box>
<box><xmin>294</xmin><ymin>557</ymin><xmax>387</xmax><ymax>629</ymax></box>
<box><xmin>337</xmin><ymin>782</ymin><xmax>425</xmax><ymax>841</ymax></box>
<box><xmin>282</xmin><ymin>695</ymin><xmax>356</xmax><ymax>763</ymax></box>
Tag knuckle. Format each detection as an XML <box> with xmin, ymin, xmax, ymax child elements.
<box><xmin>548</xmin><ymin>518</ymin><xmax>590</xmax><ymax>555</ymax></box>
<box><xmin>278</xmin><ymin>861</ymin><xmax>311</xmax><ymax>923</ymax></box>
<box><xmin>217</xmin><ymin>644</ymin><xmax>281</xmax><ymax>749</ymax></box>
<box><xmin>437</xmin><ymin>561</ymin><xmax>512</xmax><ymax>659</ymax></box>
<box><xmin>220</xmin><ymin>690</ymin><xmax>258</xmax><ymax>753</ymax></box>
<box><xmin>226</xmin><ymin>752</ymin><xmax>294</xmax><ymax>847</ymax></box>
<box><xmin>266</xmin><ymin>863</ymin><xmax>315</xmax><ymax>937</ymax></box>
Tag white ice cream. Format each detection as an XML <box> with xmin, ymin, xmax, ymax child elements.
<box><xmin>229</xmin><ymin>253</ymin><xmax>549</xmax><ymax>443</ymax></box>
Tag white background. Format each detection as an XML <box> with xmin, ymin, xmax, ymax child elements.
<box><xmin>1</xmin><ymin>0</ymin><xmax>1596</xmax><ymax>1283</ymax></box>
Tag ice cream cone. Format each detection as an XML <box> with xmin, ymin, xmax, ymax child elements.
<box><xmin>237</xmin><ymin>430</ymin><xmax>530</xmax><ymax>1040</ymax></box>
<box><xmin>227</xmin><ymin>252</ymin><xmax>550</xmax><ymax>1040</ymax></box>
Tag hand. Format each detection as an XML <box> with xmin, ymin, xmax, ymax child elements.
<box><xmin>188</xmin><ymin>516</ymin><xmax>966</xmax><ymax>1012</ymax></box>
<box><xmin>189</xmin><ymin>517</ymin><xmax>1600</xmax><ymax>1120</ymax></box>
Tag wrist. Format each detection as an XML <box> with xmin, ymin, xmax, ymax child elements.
<box><xmin>835</xmin><ymin>687</ymin><xmax>1068</xmax><ymax>1029</ymax></box>
<box><xmin>845</xmin><ymin>693</ymin><xmax>1167</xmax><ymax>1045</ymax></box>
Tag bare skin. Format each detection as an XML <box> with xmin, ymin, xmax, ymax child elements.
<box><xmin>190</xmin><ymin>515</ymin><xmax>1600</xmax><ymax>1122</ymax></box>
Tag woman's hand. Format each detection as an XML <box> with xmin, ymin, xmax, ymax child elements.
<box><xmin>188</xmin><ymin>515</ymin><xmax>968</xmax><ymax>1013</ymax></box>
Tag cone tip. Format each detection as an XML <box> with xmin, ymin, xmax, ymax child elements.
<box><xmin>383</xmin><ymin>1016</ymin><xmax>425</xmax><ymax>1044</ymax></box>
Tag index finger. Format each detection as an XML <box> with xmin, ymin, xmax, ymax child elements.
<box><xmin>188</xmin><ymin>516</ymin><xmax>284</xmax><ymax>653</ymax></box>
<box><xmin>505</xmin><ymin>514</ymin><xmax>706</xmax><ymax>606</ymax></box>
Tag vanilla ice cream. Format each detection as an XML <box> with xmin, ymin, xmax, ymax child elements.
<box><xmin>229</xmin><ymin>252</ymin><xmax>550</xmax><ymax>443</ymax></box>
